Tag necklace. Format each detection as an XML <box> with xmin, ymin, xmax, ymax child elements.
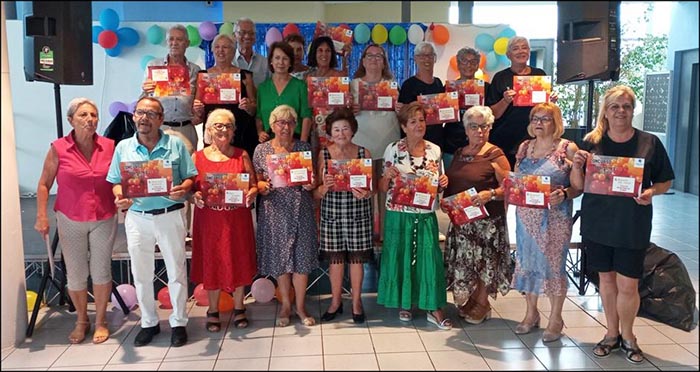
<box><xmin>459</xmin><ymin>144</ymin><xmax>484</xmax><ymax>162</ymax></box>
<box><xmin>405</xmin><ymin>140</ymin><xmax>425</xmax><ymax>170</ymax></box>
<box><xmin>529</xmin><ymin>139</ymin><xmax>558</xmax><ymax>162</ymax></box>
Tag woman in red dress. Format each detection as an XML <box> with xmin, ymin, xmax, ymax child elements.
<box><xmin>191</xmin><ymin>108</ymin><xmax>258</xmax><ymax>331</ymax></box>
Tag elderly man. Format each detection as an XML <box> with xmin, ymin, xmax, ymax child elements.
<box><xmin>232</xmin><ymin>18</ymin><xmax>269</xmax><ymax>87</ymax></box>
<box><xmin>108</xmin><ymin>97</ymin><xmax>198</xmax><ymax>348</ymax></box>
<box><xmin>142</xmin><ymin>24</ymin><xmax>201</xmax><ymax>149</ymax></box>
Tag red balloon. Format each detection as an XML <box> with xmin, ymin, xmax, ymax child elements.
<box><xmin>219</xmin><ymin>292</ymin><xmax>234</xmax><ymax>312</ymax></box>
<box><xmin>98</xmin><ymin>30</ymin><xmax>118</xmax><ymax>49</ymax></box>
<box><xmin>193</xmin><ymin>283</ymin><xmax>208</xmax><ymax>306</ymax></box>
<box><xmin>282</xmin><ymin>23</ymin><xmax>300</xmax><ymax>38</ymax></box>
<box><xmin>157</xmin><ymin>287</ymin><xmax>172</xmax><ymax>309</ymax></box>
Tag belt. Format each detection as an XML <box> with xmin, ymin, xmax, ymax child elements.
<box><xmin>137</xmin><ymin>203</ymin><xmax>185</xmax><ymax>215</ymax></box>
<box><xmin>163</xmin><ymin>120</ymin><xmax>192</xmax><ymax>127</ymax></box>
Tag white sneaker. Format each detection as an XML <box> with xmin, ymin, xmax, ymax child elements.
<box><xmin>438</xmin><ymin>233</ymin><xmax>446</xmax><ymax>242</ymax></box>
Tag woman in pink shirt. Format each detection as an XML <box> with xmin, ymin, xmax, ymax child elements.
<box><xmin>35</xmin><ymin>98</ymin><xmax>117</xmax><ymax>344</ymax></box>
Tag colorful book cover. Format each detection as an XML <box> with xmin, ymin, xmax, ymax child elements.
<box><xmin>201</xmin><ymin>172</ymin><xmax>250</xmax><ymax>207</ymax></box>
<box><xmin>445</xmin><ymin>79</ymin><xmax>485</xmax><ymax>109</ymax></box>
<box><xmin>417</xmin><ymin>91</ymin><xmax>459</xmax><ymax>125</ymax></box>
<box><xmin>195</xmin><ymin>72</ymin><xmax>241</xmax><ymax>104</ymax></box>
<box><xmin>307</xmin><ymin>76</ymin><xmax>351</xmax><ymax>109</ymax></box>
<box><xmin>313</xmin><ymin>107</ymin><xmax>334</xmax><ymax>149</ymax></box>
<box><xmin>326</xmin><ymin>158</ymin><xmax>373</xmax><ymax>191</ymax></box>
<box><xmin>357</xmin><ymin>80</ymin><xmax>399</xmax><ymax>111</ymax></box>
<box><xmin>266</xmin><ymin>151</ymin><xmax>314</xmax><ymax>188</ymax></box>
<box><xmin>504</xmin><ymin>172</ymin><xmax>552</xmax><ymax>209</ymax></box>
<box><xmin>584</xmin><ymin>155</ymin><xmax>645</xmax><ymax>197</ymax></box>
<box><xmin>148</xmin><ymin>65</ymin><xmax>191</xmax><ymax>97</ymax></box>
<box><xmin>391</xmin><ymin>173</ymin><xmax>439</xmax><ymax>210</ymax></box>
<box><xmin>120</xmin><ymin>160</ymin><xmax>173</xmax><ymax>198</ymax></box>
<box><xmin>512</xmin><ymin>75</ymin><xmax>552</xmax><ymax>107</ymax></box>
<box><xmin>313</xmin><ymin>21</ymin><xmax>353</xmax><ymax>55</ymax></box>
<box><xmin>441</xmin><ymin>187</ymin><xmax>490</xmax><ymax>225</ymax></box>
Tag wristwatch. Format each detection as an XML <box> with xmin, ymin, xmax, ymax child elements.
<box><xmin>490</xmin><ymin>188</ymin><xmax>497</xmax><ymax>201</ymax></box>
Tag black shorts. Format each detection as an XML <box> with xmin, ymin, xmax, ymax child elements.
<box><xmin>584</xmin><ymin>239</ymin><xmax>645</xmax><ymax>279</ymax></box>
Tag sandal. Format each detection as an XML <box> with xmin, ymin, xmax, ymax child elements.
<box><xmin>92</xmin><ymin>322</ymin><xmax>110</xmax><ymax>344</ymax></box>
<box><xmin>463</xmin><ymin>302</ymin><xmax>491</xmax><ymax>325</ymax></box>
<box><xmin>301</xmin><ymin>316</ymin><xmax>316</xmax><ymax>326</ymax></box>
<box><xmin>621</xmin><ymin>337</ymin><xmax>645</xmax><ymax>364</ymax></box>
<box><xmin>206</xmin><ymin>311</ymin><xmax>221</xmax><ymax>332</ymax></box>
<box><xmin>592</xmin><ymin>335</ymin><xmax>621</xmax><ymax>358</ymax></box>
<box><xmin>399</xmin><ymin>309</ymin><xmax>413</xmax><ymax>322</ymax></box>
<box><xmin>233</xmin><ymin>308</ymin><xmax>249</xmax><ymax>329</ymax></box>
<box><xmin>68</xmin><ymin>321</ymin><xmax>90</xmax><ymax>344</ymax></box>
<box><xmin>427</xmin><ymin>311</ymin><xmax>453</xmax><ymax>330</ymax></box>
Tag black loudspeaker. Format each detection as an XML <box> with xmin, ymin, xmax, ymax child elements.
<box><xmin>556</xmin><ymin>1</ymin><xmax>620</xmax><ymax>84</ymax></box>
<box><xmin>23</xmin><ymin>1</ymin><xmax>93</xmax><ymax>85</ymax></box>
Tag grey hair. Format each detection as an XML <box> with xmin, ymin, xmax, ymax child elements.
<box><xmin>413</xmin><ymin>41</ymin><xmax>436</xmax><ymax>57</ymax></box>
<box><xmin>507</xmin><ymin>36</ymin><xmax>529</xmax><ymax>52</ymax></box>
<box><xmin>456</xmin><ymin>47</ymin><xmax>480</xmax><ymax>62</ymax></box>
<box><xmin>168</xmin><ymin>24</ymin><xmax>189</xmax><ymax>41</ymax></box>
<box><xmin>463</xmin><ymin>105</ymin><xmax>495</xmax><ymax>128</ymax></box>
<box><xmin>269</xmin><ymin>104</ymin><xmax>298</xmax><ymax>124</ymax></box>
<box><xmin>204</xmin><ymin>108</ymin><xmax>236</xmax><ymax>144</ymax></box>
<box><xmin>212</xmin><ymin>33</ymin><xmax>236</xmax><ymax>48</ymax></box>
<box><xmin>235</xmin><ymin>18</ymin><xmax>255</xmax><ymax>33</ymax></box>
<box><xmin>66</xmin><ymin>97</ymin><xmax>98</xmax><ymax>118</ymax></box>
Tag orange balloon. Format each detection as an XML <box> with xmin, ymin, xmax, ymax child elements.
<box><xmin>479</xmin><ymin>53</ymin><xmax>486</xmax><ymax>69</ymax></box>
<box><xmin>432</xmin><ymin>24</ymin><xmax>449</xmax><ymax>45</ymax></box>
<box><xmin>482</xmin><ymin>73</ymin><xmax>490</xmax><ymax>83</ymax></box>
<box><xmin>275</xmin><ymin>285</ymin><xmax>295</xmax><ymax>303</ymax></box>
<box><xmin>449</xmin><ymin>55</ymin><xmax>458</xmax><ymax>71</ymax></box>
<box><xmin>219</xmin><ymin>292</ymin><xmax>234</xmax><ymax>312</ymax></box>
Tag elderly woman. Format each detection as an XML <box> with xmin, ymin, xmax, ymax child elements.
<box><xmin>571</xmin><ymin>86</ymin><xmax>674</xmax><ymax>364</ymax></box>
<box><xmin>486</xmin><ymin>36</ymin><xmax>554</xmax><ymax>168</ymax></box>
<box><xmin>313</xmin><ymin>108</ymin><xmax>374</xmax><ymax>323</ymax></box>
<box><xmin>191</xmin><ymin>109</ymin><xmax>258</xmax><ymax>331</ymax></box>
<box><xmin>442</xmin><ymin>105</ymin><xmax>511</xmax><ymax>325</ymax></box>
<box><xmin>377</xmin><ymin>102</ymin><xmax>452</xmax><ymax>330</ymax></box>
<box><xmin>256</xmin><ymin>42</ymin><xmax>312</xmax><ymax>144</ymax></box>
<box><xmin>510</xmin><ymin>103</ymin><xmax>580</xmax><ymax>342</ymax></box>
<box><xmin>284</xmin><ymin>34</ymin><xmax>310</xmax><ymax>79</ymax></box>
<box><xmin>193</xmin><ymin>34</ymin><xmax>257</xmax><ymax>156</ymax></box>
<box><xmin>253</xmin><ymin>105</ymin><xmax>318</xmax><ymax>327</ymax></box>
<box><xmin>35</xmin><ymin>98</ymin><xmax>116</xmax><ymax>344</ymax></box>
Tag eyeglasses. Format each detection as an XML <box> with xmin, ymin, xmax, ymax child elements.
<box><xmin>608</xmin><ymin>103</ymin><xmax>633</xmax><ymax>111</ymax></box>
<box><xmin>133</xmin><ymin>110</ymin><xmax>161</xmax><ymax>119</ymax></box>
<box><xmin>364</xmin><ymin>53</ymin><xmax>385</xmax><ymax>60</ymax></box>
<box><xmin>530</xmin><ymin>116</ymin><xmax>554</xmax><ymax>124</ymax></box>
<box><xmin>273</xmin><ymin>120</ymin><xmax>295</xmax><ymax>128</ymax></box>
<box><xmin>459</xmin><ymin>59</ymin><xmax>480</xmax><ymax>66</ymax></box>
<box><xmin>415</xmin><ymin>53</ymin><xmax>435</xmax><ymax>59</ymax></box>
<box><xmin>237</xmin><ymin>30</ymin><xmax>255</xmax><ymax>37</ymax></box>
<box><xmin>467</xmin><ymin>123</ymin><xmax>492</xmax><ymax>131</ymax></box>
<box><xmin>212</xmin><ymin>123</ymin><xmax>234</xmax><ymax>131</ymax></box>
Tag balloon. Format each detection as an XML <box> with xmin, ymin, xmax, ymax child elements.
<box><xmin>407</xmin><ymin>24</ymin><xmax>424</xmax><ymax>45</ymax></box>
<box><xmin>105</xmin><ymin>44</ymin><xmax>122</xmax><ymax>57</ymax></box>
<box><xmin>199</xmin><ymin>21</ymin><xmax>217</xmax><ymax>41</ymax></box>
<box><xmin>193</xmin><ymin>283</ymin><xmax>208</xmax><ymax>306</ymax></box>
<box><xmin>98</xmin><ymin>30</ymin><xmax>118</xmax><ymax>49</ymax></box>
<box><xmin>275</xmin><ymin>285</ymin><xmax>295</xmax><ymax>303</ymax></box>
<box><xmin>486</xmin><ymin>51</ymin><xmax>499</xmax><ymax>71</ymax></box>
<box><xmin>371</xmin><ymin>24</ymin><xmax>388</xmax><ymax>45</ymax></box>
<box><xmin>127</xmin><ymin>101</ymin><xmax>138</xmax><ymax>114</ymax></box>
<box><xmin>353</xmin><ymin>23</ymin><xmax>371</xmax><ymax>44</ymax></box>
<box><xmin>26</xmin><ymin>290</ymin><xmax>38</xmax><ymax>310</ymax></box>
<box><xmin>250</xmin><ymin>278</ymin><xmax>275</xmax><ymax>304</ymax></box>
<box><xmin>449</xmin><ymin>55</ymin><xmax>458</xmax><ymax>71</ymax></box>
<box><xmin>146</xmin><ymin>25</ymin><xmax>165</xmax><ymax>45</ymax></box>
<box><xmin>218</xmin><ymin>292</ymin><xmax>234</xmax><ymax>312</ymax></box>
<box><xmin>92</xmin><ymin>25</ymin><xmax>104</xmax><ymax>44</ymax></box>
<box><xmin>493</xmin><ymin>37</ymin><xmax>509</xmax><ymax>56</ymax></box>
<box><xmin>474</xmin><ymin>69</ymin><xmax>484</xmax><ymax>80</ymax></box>
<box><xmin>389</xmin><ymin>25</ymin><xmax>407</xmax><ymax>46</ymax></box>
<box><xmin>498</xmin><ymin>27</ymin><xmax>517</xmax><ymax>39</ymax></box>
<box><xmin>282</xmin><ymin>23</ymin><xmax>300</xmax><ymax>38</ymax></box>
<box><xmin>482</xmin><ymin>73</ymin><xmax>490</xmax><ymax>83</ymax></box>
<box><xmin>109</xmin><ymin>101</ymin><xmax>128</xmax><ymax>117</ymax></box>
<box><xmin>99</xmin><ymin>8</ymin><xmax>119</xmax><ymax>31</ymax></box>
<box><xmin>219</xmin><ymin>22</ymin><xmax>234</xmax><ymax>36</ymax></box>
<box><xmin>111</xmin><ymin>284</ymin><xmax>138</xmax><ymax>311</ymax></box>
<box><xmin>158</xmin><ymin>287</ymin><xmax>172</xmax><ymax>309</ymax></box>
<box><xmin>498</xmin><ymin>53</ymin><xmax>511</xmax><ymax>67</ymax></box>
<box><xmin>264</xmin><ymin>27</ymin><xmax>283</xmax><ymax>47</ymax></box>
<box><xmin>431</xmin><ymin>24</ymin><xmax>449</xmax><ymax>45</ymax></box>
<box><xmin>117</xmin><ymin>27</ymin><xmax>140</xmax><ymax>47</ymax></box>
<box><xmin>475</xmin><ymin>33</ymin><xmax>495</xmax><ymax>52</ymax></box>
<box><xmin>479</xmin><ymin>52</ymin><xmax>487</xmax><ymax>69</ymax></box>
<box><xmin>186</xmin><ymin>25</ymin><xmax>201</xmax><ymax>48</ymax></box>
<box><xmin>141</xmin><ymin>55</ymin><xmax>156</xmax><ymax>70</ymax></box>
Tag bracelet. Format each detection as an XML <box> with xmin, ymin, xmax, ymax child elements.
<box><xmin>490</xmin><ymin>188</ymin><xmax>496</xmax><ymax>201</ymax></box>
<box><xmin>562</xmin><ymin>188</ymin><xmax>569</xmax><ymax>200</ymax></box>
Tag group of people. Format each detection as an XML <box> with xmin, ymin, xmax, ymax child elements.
<box><xmin>34</xmin><ymin>20</ymin><xmax>674</xmax><ymax>365</ymax></box>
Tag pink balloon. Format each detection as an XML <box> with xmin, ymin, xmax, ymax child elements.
<box><xmin>112</xmin><ymin>284</ymin><xmax>138</xmax><ymax>311</ymax></box>
<box><xmin>264</xmin><ymin>27</ymin><xmax>283</xmax><ymax>47</ymax></box>
<box><xmin>157</xmin><ymin>287</ymin><xmax>172</xmax><ymax>309</ymax></box>
<box><xmin>194</xmin><ymin>283</ymin><xmax>208</xmax><ymax>306</ymax></box>
<box><xmin>199</xmin><ymin>21</ymin><xmax>217</xmax><ymax>41</ymax></box>
<box><xmin>250</xmin><ymin>278</ymin><xmax>275</xmax><ymax>303</ymax></box>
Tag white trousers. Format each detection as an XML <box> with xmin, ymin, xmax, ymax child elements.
<box><xmin>125</xmin><ymin>208</ymin><xmax>188</xmax><ymax>328</ymax></box>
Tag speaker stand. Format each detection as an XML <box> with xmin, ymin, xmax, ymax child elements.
<box><xmin>585</xmin><ymin>80</ymin><xmax>596</xmax><ymax>132</ymax></box>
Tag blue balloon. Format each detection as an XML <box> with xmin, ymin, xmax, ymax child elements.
<box><xmin>92</xmin><ymin>25</ymin><xmax>104</xmax><ymax>44</ymax></box>
<box><xmin>475</xmin><ymin>33</ymin><xmax>495</xmax><ymax>52</ymax></box>
<box><xmin>99</xmin><ymin>8</ymin><xmax>120</xmax><ymax>31</ymax></box>
<box><xmin>498</xmin><ymin>53</ymin><xmax>510</xmax><ymax>67</ymax></box>
<box><xmin>105</xmin><ymin>44</ymin><xmax>122</xmax><ymax>57</ymax></box>
<box><xmin>354</xmin><ymin>23</ymin><xmax>371</xmax><ymax>44</ymax></box>
<box><xmin>141</xmin><ymin>55</ymin><xmax>156</xmax><ymax>70</ymax></box>
<box><xmin>486</xmin><ymin>51</ymin><xmax>499</xmax><ymax>71</ymax></box>
<box><xmin>117</xmin><ymin>27</ymin><xmax>140</xmax><ymax>47</ymax></box>
<box><xmin>498</xmin><ymin>27</ymin><xmax>517</xmax><ymax>39</ymax></box>
<box><xmin>146</xmin><ymin>25</ymin><xmax>165</xmax><ymax>45</ymax></box>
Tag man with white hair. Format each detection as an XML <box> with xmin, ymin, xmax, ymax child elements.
<box><xmin>233</xmin><ymin>18</ymin><xmax>270</xmax><ymax>87</ymax></box>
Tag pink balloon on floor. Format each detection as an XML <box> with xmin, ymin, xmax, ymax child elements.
<box><xmin>251</xmin><ymin>278</ymin><xmax>275</xmax><ymax>304</ymax></box>
<box><xmin>194</xmin><ymin>283</ymin><xmax>208</xmax><ymax>306</ymax></box>
<box><xmin>112</xmin><ymin>284</ymin><xmax>138</xmax><ymax>311</ymax></box>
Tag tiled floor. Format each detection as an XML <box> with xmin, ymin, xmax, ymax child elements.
<box><xmin>4</xmin><ymin>190</ymin><xmax>698</xmax><ymax>371</ymax></box>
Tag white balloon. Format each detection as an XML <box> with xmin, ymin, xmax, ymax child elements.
<box><xmin>407</xmin><ymin>24</ymin><xmax>424</xmax><ymax>45</ymax></box>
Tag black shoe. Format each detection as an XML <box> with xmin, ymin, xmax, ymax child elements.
<box><xmin>321</xmin><ymin>302</ymin><xmax>343</xmax><ymax>322</ymax></box>
<box><xmin>170</xmin><ymin>326</ymin><xmax>188</xmax><ymax>347</ymax></box>
<box><xmin>134</xmin><ymin>324</ymin><xmax>160</xmax><ymax>347</ymax></box>
<box><xmin>352</xmin><ymin>312</ymin><xmax>366</xmax><ymax>324</ymax></box>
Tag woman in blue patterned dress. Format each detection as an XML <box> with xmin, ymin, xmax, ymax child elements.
<box><xmin>511</xmin><ymin>103</ymin><xmax>580</xmax><ymax>342</ymax></box>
